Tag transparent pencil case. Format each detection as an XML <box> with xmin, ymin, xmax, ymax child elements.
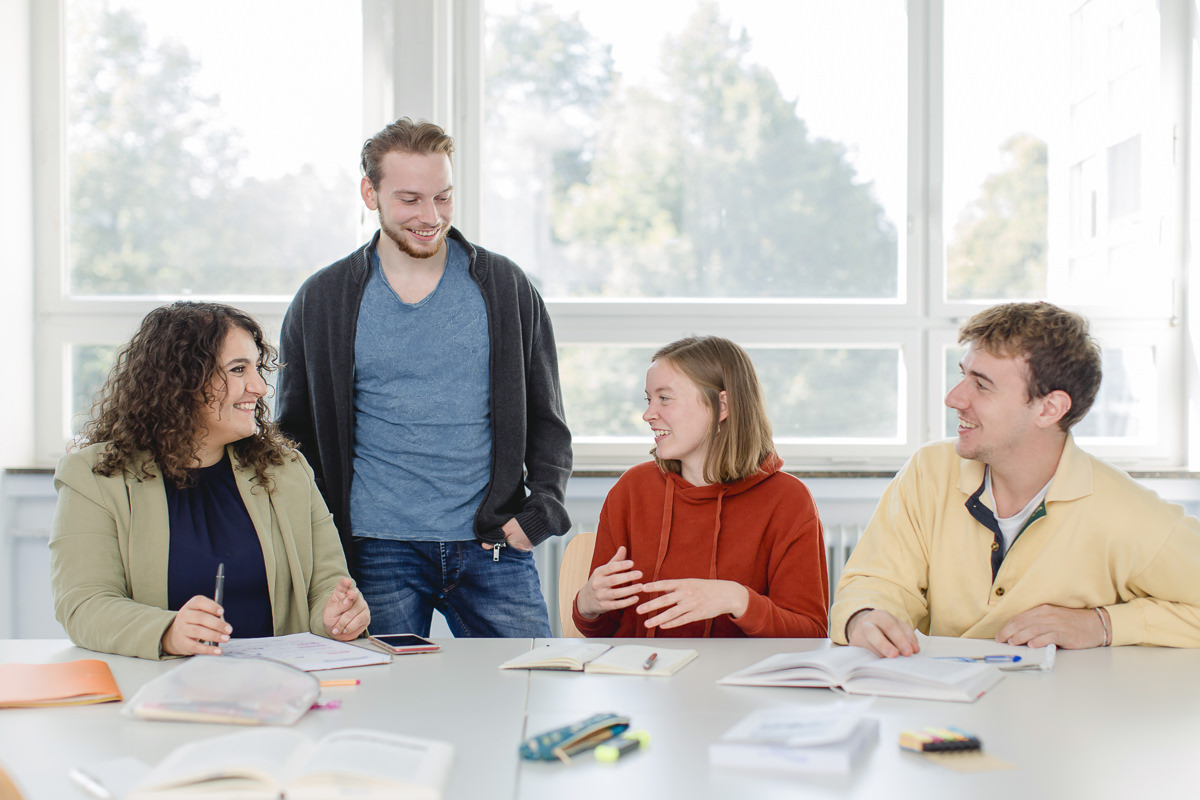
<box><xmin>122</xmin><ymin>655</ymin><xmax>319</xmax><ymax>725</ymax></box>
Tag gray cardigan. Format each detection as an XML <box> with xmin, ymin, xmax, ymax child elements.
<box><xmin>276</xmin><ymin>228</ymin><xmax>572</xmax><ymax>556</ymax></box>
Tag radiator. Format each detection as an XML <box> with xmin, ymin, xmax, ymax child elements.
<box><xmin>824</xmin><ymin>523</ymin><xmax>865</xmax><ymax>604</ymax></box>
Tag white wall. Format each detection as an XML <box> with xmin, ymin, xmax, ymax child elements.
<box><xmin>1</xmin><ymin>0</ymin><xmax>36</xmax><ymax>470</ymax></box>
<box><xmin>0</xmin><ymin>471</ymin><xmax>893</xmax><ymax>639</ymax></box>
<box><xmin>9</xmin><ymin>470</ymin><xmax>1200</xmax><ymax>639</ymax></box>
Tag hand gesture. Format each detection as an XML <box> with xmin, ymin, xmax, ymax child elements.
<box><xmin>995</xmin><ymin>604</ymin><xmax>1107</xmax><ymax>649</ymax></box>
<box><xmin>846</xmin><ymin>608</ymin><xmax>920</xmax><ymax>657</ymax></box>
<box><xmin>575</xmin><ymin>546</ymin><xmax>643</xmax><ymax>620</ymax></box>
<box><xmin>161</xmin><ymin>594</ymin><xmax>230</xmax><ymax>656</ymax></box>
<box><xmin>322</xmin><ymin>577</ymin><xmax>371</xmax><ymax>640</ymax></box>
<box><xmin>636</xmin><ymin>579</ymin><xmax>750</xmax><ymax>630</ymax></box>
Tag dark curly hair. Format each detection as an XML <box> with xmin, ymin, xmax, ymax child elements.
<box><xmin>958</xmin><ymin>301</ymin><xmax>1102</xmax><ymax>431</ymax></box>
<box><xmin>77</xmin><ymin>302</ymin><xmax>295</xmax><ymax>489</ymax></box>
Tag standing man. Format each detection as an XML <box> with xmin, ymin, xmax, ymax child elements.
<box><xmin>277</xmin><ymin>118</ymin><xmax>571</xmax><ymax>637</ymax></box>
<box><xmin>831</xmin><ymin>302</ymin><xmax>1200</xmax><ymax>654</ymax></box>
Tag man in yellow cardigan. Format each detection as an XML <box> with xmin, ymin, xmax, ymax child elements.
<box><xmin>831</xmin><ymin>302</ymin><xmax>1200</xmax><ymax>654</ymax></box>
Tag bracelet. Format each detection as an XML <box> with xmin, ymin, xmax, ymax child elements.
<box><xmin>1094</xmin><ymin>606</ymin><xmax>1110</xmax><ymax>647</ymax></box>
<box><xmin>845</xmin><ymin>607</ymin><xmax>875</xmax><ymax>642</ymax></box>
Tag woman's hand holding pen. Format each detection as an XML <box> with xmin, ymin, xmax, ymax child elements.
<box><xmin>322</xmin><ymin>577</ymin><xmax>370</xmax><ymax>640</ymax></box>
<box><xmin>161</xmin><ymin>595</ymin><xmax>230</xmax><ymax>656</ymax></box>
<box><xmin>576</xmin><ymin>546</ymin><xmax>644</xmax><ymax>620</ymax></box>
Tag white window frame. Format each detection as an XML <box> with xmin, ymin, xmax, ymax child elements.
<box><xmin>22</xmin><ymin>0</ymin><xmax>1198</xmax><ymax>472</ymax></box>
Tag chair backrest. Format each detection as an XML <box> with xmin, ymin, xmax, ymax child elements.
<box><xmin>557</xmin><ymin>531</ymin><xmax>597</xmax><ymax>638</ymax></box>
<box><xmin>0</xmin><ymin>765</ymin><xmax>26</xmax><ymax>800</ymax></box>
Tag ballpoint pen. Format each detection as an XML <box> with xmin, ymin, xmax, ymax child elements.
<box><xmin>642</xmin><ymin>653</ymin><xmax>658</xmax><ymax>670</ymax></box>
<box><xmin>204</xmin><ymin>563</ymin><xmax>226</xmax><ymax>648</ymax></box>
<box><xmin>934</xmin><ymin>655</ymin><xmax>1021</xmax><ymax>663</ymax></box>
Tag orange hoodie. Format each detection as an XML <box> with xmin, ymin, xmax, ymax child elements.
<box><xmin>573</xmin><ymin>454</ymin><xmax>828</xmax><ymax>638</ymax></box>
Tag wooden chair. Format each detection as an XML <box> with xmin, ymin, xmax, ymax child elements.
<box><xmin>556</xmin><ymin>531</ymin><xmax>597</xmax><ymax>638</ymax></box>
<box><xmin>0</xmin><ymin>764</ymin><xmax>26</xmax><ymax>800</ymax></box>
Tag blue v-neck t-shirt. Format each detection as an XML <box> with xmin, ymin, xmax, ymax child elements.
<box><xmin>350</xmin><ymin>239</ymin><xmax>493</xmax><ymax>541</ymax></box>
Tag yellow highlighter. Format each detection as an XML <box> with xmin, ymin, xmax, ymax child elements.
<box><xmin>595</xmin><ymin>730</ymin><xmax>651</xmax><ymax>763</ymax></box>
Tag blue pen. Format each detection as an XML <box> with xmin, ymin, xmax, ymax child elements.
<box><xmin>934</xmin><ymin>655</ymin><xmax>1021</xmax><ymax>663</ymax></box>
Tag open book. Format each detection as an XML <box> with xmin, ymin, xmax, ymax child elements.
<box><xmin>718</xmin><ymin>646</ymin><xmax>1003</xmax><ymax>702</ymax></box>
<box><xmin>127</xmin><ymin>728</ymin><xmax>452</xmax><ymax>800</ymax></box>
<box><xmin>0</xmin><ymin>660</ymin><xmax>122</xmax><ymax>707</ymax></box>
<box><xmin>499</xmin><ymin>643</ymin><xmax>697</xmax><ymax>677</ymax></box>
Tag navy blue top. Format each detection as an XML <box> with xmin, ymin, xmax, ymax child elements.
<box><xmin>165</xmin><ymin>455</ymin><xmax>273</xmax><ymax>638</ymax></box>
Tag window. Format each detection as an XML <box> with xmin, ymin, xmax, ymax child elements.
<box><xmin>27</xmin><ymin>0</ymin><xmax>1195</xmax><ymax>470</ymax></box>
<box><xmin>35</xmin><ymin>0</ymin><xmax>363</xmax><ymax>456</ymax></box>
<box><xmin>482</xmin><ymin>0</ymin><xmax>907</xmax><ymax>302</ymax></box>
<box><xmin>63</xmin><ymin>0</ymin><xmax>363</xmax><ymax>299</ymax></box>
<box><xmin>483</xmin><ymin>0</ymin><xmax>916</xmax><ymax>468</ymax></box>
<box><xmin>481</xmin><ymin>0</ymin><xmax>1186</xmax><ymax>469</ymax></box>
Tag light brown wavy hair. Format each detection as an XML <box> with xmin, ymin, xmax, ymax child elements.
<box><xmin>650</xmin><ymin>336</ymin><xmax>775</xmax><ymax>484</ymax></box>
<box><xmin>77</xmin><ymin>302</ymin><xmax>295</xmax><ymax>489</ymax></box>
<box><xmin>958</xmin><ymin>301</ymin><xmax>1102</xmax><ymax>431</ymax></box>
<box><xmin>361</xmin><ymin>116</ymin><xmax>455</xmax><ymax>190</ymax></box>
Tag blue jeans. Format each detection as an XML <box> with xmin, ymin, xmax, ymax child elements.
<box><xmin>351</xmin><ymin>537</ymin><xmax>552</xmax><ymax>637</ymax></box>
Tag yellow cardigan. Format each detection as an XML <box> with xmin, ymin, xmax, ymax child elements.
<box><xmin>831</xmin><ymin>436</ymin><xmax>1200</xmax><ymax>647</ymax></box>
<box><xmin>49</xmin><ymin>443</ymin><xmax>352</xmax><ymax>659</ymax></box>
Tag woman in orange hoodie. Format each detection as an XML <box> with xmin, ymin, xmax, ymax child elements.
<box><xmin>573</xmin><ymin>336</ymin><xmax>829</xmax><ymax>638</ymax></box>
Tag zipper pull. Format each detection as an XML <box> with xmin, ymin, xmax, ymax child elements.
<box><xmin>493</xmin><ymin>540</ymin><xmax>505</xmax><ymax>562</ymax></box>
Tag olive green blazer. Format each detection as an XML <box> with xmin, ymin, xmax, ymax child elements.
<box><xmin>49</xmin><ymin>443</ymin><xmax>351</xmax><ymax>659</ymax></box>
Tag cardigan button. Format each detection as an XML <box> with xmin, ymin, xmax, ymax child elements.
<box><xmin>990</xmin><ymin>542</ymin><xmax>999</xmax><ymax>552</ymax></box>
<box><xmin>995</xmin><ymin>587</ymin><xmax>1005</xmax><ymax>597</ymax></box>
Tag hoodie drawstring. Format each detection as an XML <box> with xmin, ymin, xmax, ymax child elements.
<box><xmin>646</xmin><ymin>480</ymin><xmax>676</xmax><ymax>638</ymax></box>
<box><xmin>702</xmin><ymin>488</ymin><xmax>727</xmax><ymax>637</ymax></box>
<box><xmin>648</xmin><ymin>477</ymin><xmax>728</xmax><ymax>638</ymax></box>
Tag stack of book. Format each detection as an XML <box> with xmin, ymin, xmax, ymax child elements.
<box><xmin>710</xmin><ymin>703</ymin><xmax>879</xmax><ymax>774</ymax></box>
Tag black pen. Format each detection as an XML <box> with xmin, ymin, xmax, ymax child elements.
<box><xmin>642</xmin><ymin>652</ymin><xmax>658</xmax><ymax>670</ymax></box>
<box><xmin>204</xmin><ymin>563</ymin><xmax>225</xmax><ymax>648</ymax></box>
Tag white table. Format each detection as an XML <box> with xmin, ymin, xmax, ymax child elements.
<box><xmin>522</xmin><ymin>638</ymin><xmax>1200</xmax><ymax>799</ymax></box>
<box><xmin>3</xmin><ymin>638</ymin><xmax>1199</xmax><ymax>799</ymax></box>
<box><xmin>0</xmin><ymin>638</ymin><xmax>533</xmax><ymax>799</ymax></box>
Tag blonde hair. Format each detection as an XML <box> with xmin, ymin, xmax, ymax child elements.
<box><xmin>361</xmin><ymin>117</ymin><xmax>455</xmax><ymax>189</ymax></box>
<box><xmin>651</xmin><ymin>337</ymin><xmax>774</xmax><ymax>484</ymax></box>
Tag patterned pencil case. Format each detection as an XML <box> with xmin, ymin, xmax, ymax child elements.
<box><xmin>520</xmin><ymin>713</ymin><xmax>630</xmax><ymax>762</ymax></box>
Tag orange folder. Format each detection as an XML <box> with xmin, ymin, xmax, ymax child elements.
<box><xmin>0</xmin><ymin>660</ymin><xmax>122</xmax><ymax>708</ymax></box>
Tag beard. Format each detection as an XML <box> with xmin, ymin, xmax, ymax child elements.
<box><xmin>379</xmin><ymin>209</ymin><xmax>447</xmax><ymax>259</ymax></box>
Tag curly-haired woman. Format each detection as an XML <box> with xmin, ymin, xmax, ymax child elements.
<box><xmin>49</xmin><ymin>302</ymin><xmax>369</xmax><ymax>659</ymax></box>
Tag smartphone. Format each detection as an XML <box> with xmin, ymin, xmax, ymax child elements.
<box><xmin>366</xmin><ymin>633</ymin><xmax>441</xmax><ymax>655</ymax></box>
